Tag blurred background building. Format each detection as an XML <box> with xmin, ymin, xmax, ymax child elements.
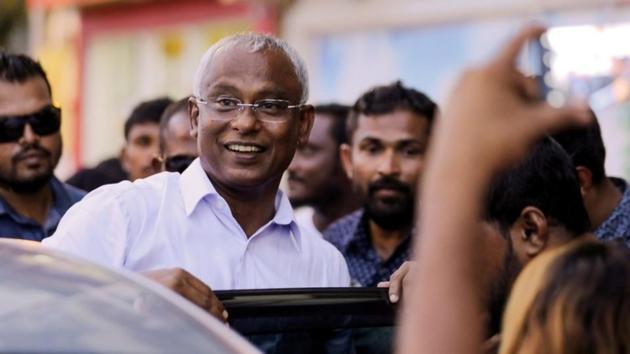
<box><xmin>1</xmin><ymin>0</ymin><xmax>630</xmax><ymax>180</ymax></box>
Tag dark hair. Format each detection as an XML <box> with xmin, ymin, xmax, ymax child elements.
<box><xmin>0</xmin><ymin>51</ymin><xmax>51</xmax><ymax>95</ymax></box>
<box><xmin>159</xmin><ymin>97</ymin><xmax>190</xmax><ymax>153</ymax></box>
<box><xmin>347</xmin><ymin>80</ymin><xmax>437</xmax><ymax>141</ymax></box>
<box><xmin>552</xmin><ymin>110</ymin><xmax>606</xmax><ymax>184</ymax></box>
<box><xmin>314</xmin><ymin>103</ymin><xmax>351</xmax><ymax>145</ymax></box>
<box><xmin>484</xmin><ymin>137</ymin><xmax>590</xmax><ymax>236</ymax></box>
<box><xmin>124</xmin><ymin>97</ymin><xmax>173</xmax><ymax>140</ymax></box>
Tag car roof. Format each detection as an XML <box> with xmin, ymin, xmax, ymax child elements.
<box><xmin>0</xmin><ymin>239</ymin><xmax>259</xmax><ymax>354</ymax></box>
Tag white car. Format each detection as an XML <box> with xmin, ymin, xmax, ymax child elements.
<box><xmin>0</xmin><ymin>239</ymin><xmax>260</xmax><ymax>354</ymax></box>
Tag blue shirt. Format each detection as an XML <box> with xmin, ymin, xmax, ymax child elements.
<box><xmin>595</xmin><ymin>177</ymin><xmax>630</xmax><ymax>245</ymax></box>
<box><xmin>0</xmin><ymin>177</ymin><xmax>85</xmax><ymax>241</ymax></box>
<box><xmin>323</xmin><ymin>209</ymin><xmax>412</xmax><ymax>287</ymax></box>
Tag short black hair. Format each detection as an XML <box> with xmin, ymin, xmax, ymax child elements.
<box><xmin>484</xmin><ymin>137</ymin><xmax>591</xmax><ymax>236</ymax></box>
<box><xmin>347</xmin><ymin>80</ymin><xmax>437</xmax><ymax>141</ymax></box>
<box><xmin>124</xmin><ymin>97</ymin><xmax>173</xmax><ymax>140</ymax></box>
<box><xmin>0</xmin><ymin>51</ymin><xmax>51</xmax><ymax>95</ymax></box>
<box><xmin>159</xmin><ymin>97</ymin><xmax>190</xmax><ymax>154</ymax></box>
<box><xmin>314</xmin><ymin>103</ymin><xmax>350</xmax><ymax>145</ymax></box>
<box><xmin>552</xmin><ymin>109</ymin><xmax>606</xmax><ymax>184</ymax></box>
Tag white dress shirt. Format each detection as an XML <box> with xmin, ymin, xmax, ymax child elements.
<box><xmin>294</xmin><ymin>207</ymin><xmax>322</xmax><ymax>238</ymax></box>
<box><xmin>43</xmin><ymin>159</ymin><xmax>350</xmax><ymax>290</ymax></box>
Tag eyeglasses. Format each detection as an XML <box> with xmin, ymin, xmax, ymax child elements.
<box><xmin>0</xmin><ymin>105</ymin><xmax>61</xmax><ymax>143</ymax></box>
<box><xmin>195</xmin><ymin>97</ymin><xmax>303</xmax><ymax>123</ymax></box>
<box><xmin>164</xmin><ymin>154</ymin><xmax>197</xmax><ymax>173</ymax></box>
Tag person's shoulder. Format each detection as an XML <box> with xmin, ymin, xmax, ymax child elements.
<box><xmin>60</xmin><ymin>181</ymin><xmax>87</xmax><ymax>202</ymax></box>
<box><xmin>294</xmin><ymin>206</ymin><xmax>314</xmax><ymax>220</ymax></box>
<box><xmin>322</xmin><ymin>209</ymin><xmax>363</xmax><ymax>246</ymax></box>
<box><xmin>297</xmin><ymin>224</ymin><xmax>350</xmax><ymax>286</ymax></box>
<box><xmin>300</xmin><ymin>225</ymin><xmax>347</xmax><ymax>261</ymax></box>
<box><xmin>293</xmin><ymin>207</ymin><xmax>321</xmax><ymax>237</ymax></box>
<box><xmin>83</xmin><ymin>172</ymin><xmax>180</xmax><ymax>207</ymax></box>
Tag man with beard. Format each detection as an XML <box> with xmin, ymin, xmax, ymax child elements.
<box><xmin>384</xmin><ymin>138</ymin><xmax>593</xmax><ymax>351</ymax></box>
<box><xmin>480</xmin><ymin>137</ymin><xmax>592</xmax><ymax>338</ymax></box>
<box><xmin>288</xmin><ymin>104</ymin><xmax>361</xmax><ymax>238</ymax></box>
<box><xmin>323</xmin><ymin>81</ymin><xmax>437</xmax><ymax>287</ymax></box>
<box><xmin>0</xmin><ymin>52</ymin><xmax>84</xmax><ymax>240</ymax></box>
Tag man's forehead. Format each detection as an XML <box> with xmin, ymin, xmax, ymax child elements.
<box><xmin>0</xmin><ymin>78</ymin><xmax>51</xmax><ymax>115</ymax></box>
<box><xmin>199</xmin><ymin>45</ymin><xmax>301</xmax><ymax>100</ymax></box>
<box><xmin>166</xmin><ymin>111</ymin><xmax>192</xmax><ymax>136</ymax></box>
<box><xmin>129</xmin><ymin>122</ymin><xmax>159</xmax><ymax>137</ymax></box>
<box><xmin>352</xmin><ymin>111</ymin><xmax>430</xmax><ymax>144</ymax></box>
<box><xmin>308</xmin><ymin>115</ymin><xmax>336</xmax><ymax>143</ymax></box>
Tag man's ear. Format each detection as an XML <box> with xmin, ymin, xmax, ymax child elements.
<box><xmin>517</xmin><ymin>206</ymin><xmax>549</xmax><ymax>259</ymax></box>
<box><xmin>188</xmin><ymin>97</ymin><xmax>199</xmax><ymax>138</ymax></box>
<box><xmin>339</xmin><ymin>143</ymin><xmax>353</xmax><ymax>180</ymax></box>
<box><xmin>575</xmin><ymin>166</ymin><xmax>593</xmax><ymax>197</ymax></box>
<box><xmin>297</xmin><ymin>105</ymin><xmax>314</xmax><ymax>147</ymax></box>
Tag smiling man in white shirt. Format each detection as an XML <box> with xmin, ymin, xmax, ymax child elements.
<box><xmin>43</xmin><ymin>33</ymin><xmax>350</xmax><ymax>322</ymax></box>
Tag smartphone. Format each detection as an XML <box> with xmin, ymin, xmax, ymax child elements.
<box><xmin>528</xmin><ymin>25</ymin><xmax>630</xmax><ymax>110</ymax></box>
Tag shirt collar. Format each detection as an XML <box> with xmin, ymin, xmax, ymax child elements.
<box><xmin>179</xmin><ymin>158</ymin><xmax>296</xmax><ymax>228</ymax></box>
<box><xmin>180</xmin><ymin>158</ymin><xmax>218</xmax><ymax>216</ymax></box>
<box><xmin>272</xmin><ymin>189</ymin><xmax>295</xmax><ymax>226</ymax></box>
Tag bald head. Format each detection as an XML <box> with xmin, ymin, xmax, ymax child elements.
<box><xmin>192</xmin><ymin>33</ymin><xmax>309</xmax><ymax>103</ymax></box>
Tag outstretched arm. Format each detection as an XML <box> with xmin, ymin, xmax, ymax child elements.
<box><xmin>396</xmin><ymin>26</ymin><xmax>590</xmax><ymax>354</ymax></box>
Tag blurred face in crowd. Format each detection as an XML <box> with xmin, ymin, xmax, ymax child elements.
<box><xmin>163</xmin><ymin>110</ymin><xmax>197</xmax><ymax>159</ymax></box>
<box><xmin>0</xmin><ymin>77</ymin><xmax>62</xmax><ymax>193</ymax></box>
<box><xmin>160</xmin><ymin>110</ymin><xmax>197</xmax><ymax>173</ymax></box>
<box><xmin>483</xmin><ymin>210</ymin><xmax>567</xmax><ymax>335</ymax></box>
<box><xmin>288</xmin><ymin>114</ymin><xmax>346</xmax><ymax>207</ymax></box>
<box><xmin>482</xmin><ymin>222</ymin><xmax>521</xmax><ymax>335</ymax></box>
<box><xmin>189</xmin><ymin>45</ymin><xmax>313</xmax><ymax>190</ymax></box>
<box><xmin>341</xmin><ymin>110</ymin><xmax>429</xmax><ymax>230</ymax></box>
<box><xmin>122</xmin><ymin>122</ymin><xmax>160</xmax><ymax>180</ymax></box>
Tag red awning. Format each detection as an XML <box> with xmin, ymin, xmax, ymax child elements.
<box><xmin>27</xmin><ymin>0</ymin><xmax>130</xmax><ymax>10</ymax></box>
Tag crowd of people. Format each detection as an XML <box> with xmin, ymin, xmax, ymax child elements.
<box><xmin>1</xmin><ymin>25</ymin><xmax>630</xmax><ymax>353</ymax></box>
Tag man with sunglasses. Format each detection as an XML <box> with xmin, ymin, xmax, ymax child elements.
<box><xmin>44</xmin><ymin>33</ymin><xmax>350</xmax><ymax>338</ymax></box>
<box><xmin>0</xmin><ymin>52</ymin><xmax>84</xmax><ymax>241</ymax></box>
<box><xmin>153</xmin><ymin>97</ymin><xmax>198</xmax><ymax>173</ymax></box>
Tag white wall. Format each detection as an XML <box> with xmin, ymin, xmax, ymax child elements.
<box><xmin>282</xmin><ymin>0</ymin><xmax>630</xmax><ymax>179</ymax></box>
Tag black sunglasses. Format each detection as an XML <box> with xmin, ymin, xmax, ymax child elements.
<box><xmin>164</xmin><ymin>154</ymin><xmax>196</xmax><ymax>173</ymax></box>
<box><xmin>0</xmin><ymin>105</ymin><xmax>62</xmax><ymax>143</ymax></box>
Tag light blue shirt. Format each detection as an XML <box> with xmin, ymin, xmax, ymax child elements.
<box><xmin>43</xmin><ymin>159</ymin><xmax>350</xmax><ymax>290</ymax></box>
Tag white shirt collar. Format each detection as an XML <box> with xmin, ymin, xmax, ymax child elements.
<box><xmin>180</xmin><ymin>158</ymin><xmax>218</xmax><ymax>216</ymax></box>
<box><xmin>179</xmin><ymin>158</ymin><xmax>296</xmax><ymax>226</ymax></box>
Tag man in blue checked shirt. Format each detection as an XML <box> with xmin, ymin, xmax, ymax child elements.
<box><xmin>323</xmin><ymin>81</ymin><xmax>437</xmax><ymax>288</ymax></box>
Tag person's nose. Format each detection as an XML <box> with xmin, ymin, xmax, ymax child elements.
<box><xmin>19</xmin><ymin>124</ymin><xmax>40</xmax><ymax>145</ymax></box>
<box><xmin>377</xmin><ymin>149</ymin><xmax>401</xmax><ymax>177</ymax></box>
<box><xmin>230</xmin><ymin>105</ymin><xmax>261</xmax><ymax>134</ymax></box>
